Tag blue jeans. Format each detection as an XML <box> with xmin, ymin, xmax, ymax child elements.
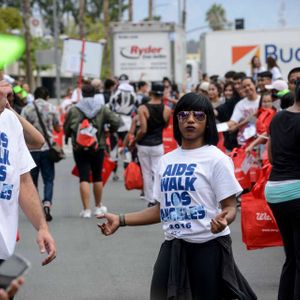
<box><xmin>30</xmin><ymin>150</ymin><xmax>55</xmax><ymax>205</ymax></box>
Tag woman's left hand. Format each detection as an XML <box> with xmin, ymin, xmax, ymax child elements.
<box><xmin>210</xmin><ymin>211</ymin><xmax>228</xmax><ymax>234</ymax></box>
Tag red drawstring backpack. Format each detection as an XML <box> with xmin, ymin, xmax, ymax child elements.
<box><xmin>76</xmin><ymin>119</ymin><xmax>99</xmax><ymax>151</ymax></box>
<box><xmin>71</xmin><ymin>154</ymin><xmax>115</xmax><ymax>185</ymax></box>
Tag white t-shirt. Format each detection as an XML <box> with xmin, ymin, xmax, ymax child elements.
<box><xmin>71</xmin><ymin>88</ymin><xmax>83</xmax><ymax>103</ymax></box>
<box><xmin>270</xmin><ymin>67</ymin><xmax>282</xmax><ymax>81</ymax></box>
<box><xmin>230</xmin><ymin>96</ymin><xmax>260</xmax><ymax>124</ymax></box>
<box><xmin>230</xmin><ymin>96</ymin><xmax>260</xmax><ymax>145</ymax></box>
<box><xmin>60</xmin><ymin>98</ymin><xmax>74</xmax><ymax>114</ymax></box>
<box><xmin>153</xmin><ymin>145</ymin><xmax>242</xmax><ymax>243</ymax></box>
<box><xmin>0</xmin><ymin>109</ymin><xmax>35</xmax><ymax>259</ymax></box>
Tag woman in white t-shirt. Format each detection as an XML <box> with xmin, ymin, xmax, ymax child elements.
<box><xmin>97</xmin><ymin>93</ymin><xmax>256</xmax><ymax>299</ymax></box>
<box><xmin>267</xmin><ymin>56</ymin><xmax>282</xmax><ymax>81</ymax></box>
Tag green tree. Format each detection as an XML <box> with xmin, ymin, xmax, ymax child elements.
<box><xmin>205</xmin><ymin>3</ymin><xmax>228</xmax><ymax>31</ymax></box>
<box><xmin>0</xmin><ymin>7</ymin><xmax>23</xmax><ymax>33</ymax></box>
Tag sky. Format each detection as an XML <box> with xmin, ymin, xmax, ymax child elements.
<box><xmin>130</xmin><ymin>0</ymin><xmax>300</xmax><ymax>41</ymax></box>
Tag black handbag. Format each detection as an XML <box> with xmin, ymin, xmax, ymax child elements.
<box><xmin>33</xmin><ymin>102</ymin><xmax>65</xmax><ymax>163</ymax></box>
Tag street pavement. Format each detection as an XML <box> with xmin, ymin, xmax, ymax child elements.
<box><xmin>15</xmin><ymin>152</ymin><xmax>284</xmax><ymax>300</ymax></box>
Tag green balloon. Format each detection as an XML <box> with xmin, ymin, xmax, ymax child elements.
<box><xmin>0</xmin><ymin>34</ymin><xmax>25</xmax><ymax>69</ymax></box>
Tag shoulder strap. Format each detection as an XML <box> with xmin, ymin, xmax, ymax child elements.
<box><xmin>33</xmin><ymin>102</ymin><xmax>52</xmax><ymax>148</ymax></box>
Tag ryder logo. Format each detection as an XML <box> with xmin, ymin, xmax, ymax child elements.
<box><xmin>120</xmin><ymin>45</ymin><xmax>164</xmax><ymax>59</ymax></box>
<box><xmin>232</xmin><ymin>45</ymin><xmax>259</xmax><ymax>64</ymax></box>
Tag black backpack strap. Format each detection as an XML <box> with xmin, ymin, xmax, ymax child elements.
<box><xmin>33</xmin><ymin>102</ymin><xmax>52</xmax><ymax>148</ymax></box>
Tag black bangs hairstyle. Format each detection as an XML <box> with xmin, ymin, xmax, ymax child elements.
<box><xmin>173</xmin><ymin>93</ymin><xmax>219</xmax><ymax>146</ymax></box>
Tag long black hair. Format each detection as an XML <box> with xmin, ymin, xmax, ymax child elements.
<box><xmin>173</xmin><ymin>93</ymin><xmax>219</xmax><ymax>146</ymax></box>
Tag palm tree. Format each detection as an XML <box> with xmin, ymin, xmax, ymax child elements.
<box><xmin>205</xmin><ymin>3</ymin><xmax>228</xmax><ymax>31</ymax></box>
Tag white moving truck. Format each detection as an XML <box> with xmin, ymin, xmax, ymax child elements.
<box><xmin>200</xmin><ymin>28</ymin><xmax>300</xmax><ymax>79</ymax></box>
<box><xmin>110</xmin><ymin>22</ymin><xmax>186</xmax><ymax>85</ymax></box>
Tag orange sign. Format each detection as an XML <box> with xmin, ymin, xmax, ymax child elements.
<box><xmin>232</xmin><ymin>45</ymin><xmax>257</xmax><ymax>64</ymax></box>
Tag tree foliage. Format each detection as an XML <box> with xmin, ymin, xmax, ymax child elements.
<box><xmin>0</xmin><ymin>7</ymin><xmax>23</xmax><ymax>33</ymax></box>
<box><xmin>205</xmin><ymin>3</ymin><xmax>228</xmax><ymax>31</ymax></box>
<box><xmin>2</xmin><ymin>0</ymin><xmax>129</xmax><ymax>79</ymax></box>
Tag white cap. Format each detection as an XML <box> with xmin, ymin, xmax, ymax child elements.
<box><xmin>265</xmin><ymin>80</ymin><xmax>288</xmax><ymax>91</ymax></box>
<box><xmin>199</xmin><ymin>81</ymin><xmax>209</xmax><ymax>91</ymax></box>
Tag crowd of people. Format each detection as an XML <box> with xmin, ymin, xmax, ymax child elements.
<box><xmin>0</xmin><ymin>55</ymin><xmax>300</xmax><ymax>299</ymax></box>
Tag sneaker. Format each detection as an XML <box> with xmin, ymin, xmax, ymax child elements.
<box><xmin>79</xmin><ymin>209</ymin><xmax>92</xmax><ymax>218</ymax></box>
<box><xmin>147</xmin><ymin>201</ymin><xmax>157</xmax><ymax>208</ymax></box>
<box><xmin>94</xmin><ymin>205</ymin><xmax>108</xmax><ymax>216</ymax></box>
<box><xmin>113</xmin><ymin>173</ymin><xmax>119</xmax><ymax>181</ymax></box>
<box><xmin>140</xmin><ymin>191</ymin><xmax>145</xmax><ymax>200</ymax></box>
<box><xmin>43</xmin><ymin>206</ymin><xmax>53</xmax><ymax>222</ymax></box>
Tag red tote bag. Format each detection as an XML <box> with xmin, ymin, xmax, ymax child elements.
<box><xmin>71</xmin><ymin>155</ymin><xmax>115</xmax><ymax>186</ymax></box>
<box><xmin>124</xmin><ymin>162</ymin><xmax>143</xmax><ymax>190</ymax></box>
<box><xmin>229</xmin><ymin>147</ymin><xmax>252</xmax><ymax>189</ymax></box>
<box><xmin>241</xmin><ymin>193</ymin><xmax>283</xmax><ymax>250</ymax></box>
<box><xmin>162</xmin><ymin>117</ymin><xmax>177</xmax><ymax>154</ymax></box>
<box><xmin>251</xmin><ymin>163</ymin><xmax>272</xmax><ymax>199</ymax></box>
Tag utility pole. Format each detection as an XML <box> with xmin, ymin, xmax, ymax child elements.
<box><xmin>118</xmin><ymin>0</ymin><xmax>122</xmax><ymax>21</ymax></box>
<box><xmin>53</xmin><ymin>0</ymin><xmax>61</xmax><ymax>102</ymax></box>
<box><xmin>22</xmin><ymin>0</ymin><xmax>33</xmax><ymax>88</ymax></box>
<box><xmin>182</xmin><ymin>0</ymin><xmax>186</xmax><ymax>29</ymax></box>
<box><xmin>178</xmin><ymin>0</ymin><xmax>181</xmax><ymax>26</ymax></box>
<box><xmin>128</xmin><ymin>0</ymin><xmax>133</xmax><ymax>21</ymax></box>
<box><xmin>148</xmin><ymin>0</ymin><xmax>153</xmax><ymax>21</ymax></box>
<box><xmin>79</xmin><ymin>0</ymin><xmax>85</xmax><ymax>38</ymax></box>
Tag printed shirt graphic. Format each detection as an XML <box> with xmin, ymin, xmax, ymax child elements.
<box><xmin>21</xmin><ymin>98</ymin><xmax>60</xmax><ymax>151</ymax></box>
<box><xmin>153</xmin><ymin>145</ymin><xmax>242</xmax><ymax>243</ymax></box>
<box><xmin>0</xmin><ymin>109</ymin><xmax>35</xmax><ymax>259</ymax></box>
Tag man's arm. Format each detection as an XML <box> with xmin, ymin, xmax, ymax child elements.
<box><xmin>8</xmin><ymin>105</ymin><xmax>45</xmax><ymax>149</ymax></box>
<box><xmin>19</xmin><ymin>172</ymin><xmax>56</xmax><ymax>266</ymax></box>
<box><xmin>135</xmin><ymin>105</ymin><xmax>148</xmax><ymax>142</ymax></box>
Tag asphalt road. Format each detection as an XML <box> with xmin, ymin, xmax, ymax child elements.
<box><xmin>15</xmin><ymin>153</ymin><xmax>284</xmax><ymax>300</ymax></box>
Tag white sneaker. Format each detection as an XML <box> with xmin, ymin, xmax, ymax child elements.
<box><xmin>94</xmin><ymin>205</ymin><xmax>108</xmax><ymax>216</ymax></box>
<box><xmin>79</xmin><ymin>209</ymin><xmax>92</xmax><ymax>218</ymax></box>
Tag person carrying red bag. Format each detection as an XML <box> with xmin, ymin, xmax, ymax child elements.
<box><xmin>245</xmin><ymin>92</ymin><xmax>276</xmax><ymax>162</ymax></box>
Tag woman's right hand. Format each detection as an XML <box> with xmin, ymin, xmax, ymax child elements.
<box><xmin>96</xmin><ymin>213</ymin><xmax>120</xmax><ymax>236</ymax></box>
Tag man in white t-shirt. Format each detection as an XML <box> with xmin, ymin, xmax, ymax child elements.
<box><xmin>227</xmin><ymin>77</ymin><xmax>260</xmax><ymax>146</ymax></box>
<box><xmin>0</xmin><ymin>83</ymin><xmax>56</xmax><ymax>265</ymax></box>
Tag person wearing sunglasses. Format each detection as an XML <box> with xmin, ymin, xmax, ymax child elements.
<box><xmin>97</xmin><ymin>93</ymin><xmax>256</xmax><ymax>299</ymax></box>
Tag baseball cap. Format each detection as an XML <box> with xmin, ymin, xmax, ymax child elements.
<box><xmin>151</xmin><ymin>82</ymin><xmax>164</xmax><ymax>95</ymax></box>
<box><xmin>21</xmin><ymin>90</ymin><xmax>28</xmax><ymax>98</ymax></box>
<box><xmin>199</xmin><ymin>81</ymin><xmax>209</xmax><ymax>92</ymax></box>
<box><xmin>13</xmin><ymin>85</ymin><xmax>23</xmax><ymax>94</ymax></box>
<box><xmin>265</xmin><ymin>80</ymin><xmax>288</xmax><ymax>91</ymax></box>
